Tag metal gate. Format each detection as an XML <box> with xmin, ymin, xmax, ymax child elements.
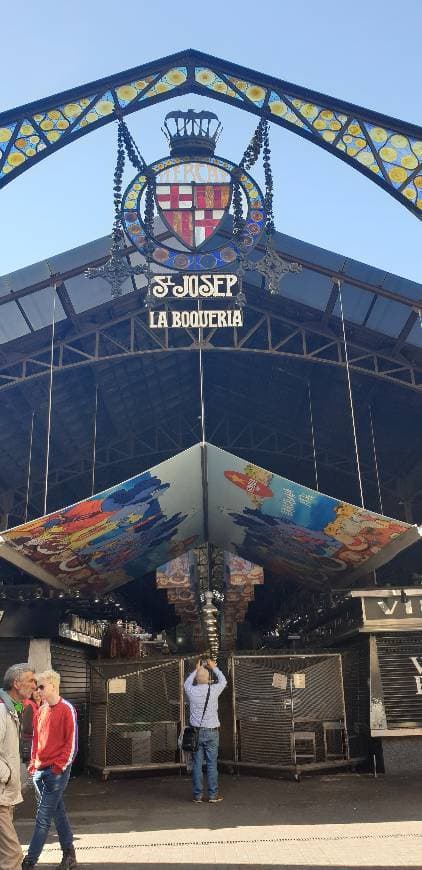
<box><xmin>88</xmin><ymin>658</ymin><xmax>184</xmax><ymax>778</ymax></box>
<box><xmin>230</xmin><ymin>654</ymin><xmax>349</xmax><ymax>774</ymax></box>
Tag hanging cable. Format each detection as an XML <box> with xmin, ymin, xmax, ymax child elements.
<box><xmin>198</xmin><ymin>297</ymin><xmax>206</xmax><ymax>446</ymax></box>
<box><xmin>91</xmin><ymin>384</ymin><xmax>99</xmax><ymax>497</ymax></box>
<box><xmin>338</xmin><ymin>280</ymin><xmax>365</xmax><ymax>508</ymax></box>
<box><xmin>368</xmin><ymin>404</ymin><xmax>383</xmax><ymax>515</ymax></box>
<box><xmin>43</xmin><ymin>284</ymin><xmax>57</xmax><ymax>516</ymax></box>
<box><xmin>24</xmin><ymin>411</ymin><xmax>35</xmax><ymax>523</ymax></box>
<box><xmin>307</xmin><ymin>381</ymin><xmax>319</xmax><ymax>491</ymax></box>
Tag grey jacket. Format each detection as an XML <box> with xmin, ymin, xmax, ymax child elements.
<box><xmin>0</xmin><ymin>689</ymin><xmax>22</xmax><ymax>806</ymax></box>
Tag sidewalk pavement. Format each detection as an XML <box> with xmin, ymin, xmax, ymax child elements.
<box><xmin>15</xmin><ymin>770</ymin><xmax>422</xmax><ymax>868</ymax></box>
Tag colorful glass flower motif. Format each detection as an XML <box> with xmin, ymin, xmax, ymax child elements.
<box><xmin>0</xmin><ymin>55</ymin><xmax>421</xmax><ymax>220</ymax></box>
<box><xmin>195</xmin><ymin>68</ymin><xmax>242</xmax><ymax>100</ymax></box>
<box><xmin>139</xmin><ymin>68</ymin><xmax>187</xmax><ymax>99</ymax></box>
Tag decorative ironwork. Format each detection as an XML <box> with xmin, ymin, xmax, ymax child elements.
<box><xmin>85</xmin><ymin>231</ymin><xmax>150</xmax><ymax>299</ymax></box>
<box><xmin>121</xmin><ymin>153</ymin><xmax>265</xmax><ymax>272</ymax></box>
<box><xmin>231</xmin><ymin>117</ymin><xmax>301</xmax><ymax>294</ymax></box>
<box><xmin>86</xmin><ymin>120</ymin><xmax>153</xmax><ymax>298</ymax></box>
<box><xmin>250</xmin><ymin>237</ymin><xmax>302</xmax><ymax>294</ymax></box>
<box><xmin>1</xmin><ymin>51</ymin><xmax>421</xmax><ymax>218</ymax></box>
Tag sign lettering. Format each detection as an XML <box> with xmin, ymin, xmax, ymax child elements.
<box><xmin>149</xmin><ymin>309</ymin><xmax>243</xmax><ymax>329</ymax></box>
<box><xmin>364</xmin><ymin>597</ymin><xmax>422</xmax><ymax>622</ymax></box>
<box><xmin>377</xmin><ymin>600</ymin><xmax>399</xmax><ymax>616</ymax></box>
<box><xmin>151</xmin><ymin>274</ymin><xmax>238</xmax><ymax>299</ymax></box>
<box><xmin>148</xmin><ymin>273</ymin><xmax>243</xmax><ymax>329</ymax></box>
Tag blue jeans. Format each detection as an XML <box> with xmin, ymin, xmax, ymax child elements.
<box><xmin>27</xmin><ymin>767</ymin><xmax>73</xmax><ymax>862</ymax></box>
<box><xmin>192</xmin><ymin>728</ymin><xmax>219</xmax><ymax>798</ymax></box>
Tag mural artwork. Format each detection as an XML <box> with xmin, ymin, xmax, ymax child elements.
<box><xmin>0</xmin><ymin>443</ymin><xmax>418</xmax><ymax>595</ymax></box>
<box><xmin>0</xmin><ymin>445</ymin><xmax>203</xmax><ymax>593</ymax></box>
<box><xmin>156</xmin><ymin>551</ymin><xmax>201</xmax><ymax>624</ymax></box>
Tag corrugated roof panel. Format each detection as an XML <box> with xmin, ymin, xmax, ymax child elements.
<box><xmin>0</xmin><ymin>302</ymin><xmax>30</xmax><ymax>343</ymax></box>
<box><xmin>332</xmin><ymin>284</ymin><xmax>374</xmax><ymax>325</ymax></box>
<box><xmin>339</xmin><ymin>257</ymin><xmax>387</xmax><ymax>288</ymax></box>
<box><xmin>20</xmin><ymin>287</ymin><xmax>66</xmax><ymax>330</ymax></box>
<box><xmin>65</xmin><ymin>273</ymin><xmax>132</xmax><ymax>314</ymax></box>
<box><xmin>365</xmin><ymin>298</ymin><xmax>410</xmax><ymax>338</ymax></box>
<box><xmin>280</xmin><ymin>269</ymin><xmax>332</xmax><ymax>311</ymax></box>
<box><xmin>47</xmin><ymin>236</ymin><xmax>112</xmax><ymax>274</ymax></box>
<box><xmin>382</xmin><ymin>272</ymin><xmax>422</xmax><ymax>302</ymax></box>
<box><xmin>0</xmin><ymin>261</ymin><xmax>51</xmax><ymax>296</ymax></box>
<box><xmin>405</xmin><ymin>318</ymin><xmax>422</xmax><ymax>348</ymax></box>
<box><xmin>278</xmin><ymin>232</ymin><xmax>346</xmax><ymax>272</ymax></box>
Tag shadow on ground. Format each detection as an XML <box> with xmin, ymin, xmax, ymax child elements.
<box><xmin>15</xmin><ymin>771</ymin><xmax>422</xmax><ymax>834</ymax></box>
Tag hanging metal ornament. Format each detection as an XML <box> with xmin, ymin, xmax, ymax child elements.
<box><xmin>86</xmin><ymin>229</ymin><xmax>150</xmax><ymax>299</ymax></box>
<box><xmin>232</xmin><ymin>117</ymin><xmax>301</xmax><ymax>297</ymax></box>
<box><xmin>253</xmin><ymin>235</ymin><xmax>302</xmax><ymax>294</ymax></box>
<box><xmin>86</xmin><ymin>121</ymin><xmax>153</xmax><ymax>299</ymax></box>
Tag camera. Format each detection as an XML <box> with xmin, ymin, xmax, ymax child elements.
<box><xmin>200</xmin><ymin>659</ymin><xmax>210</xmax><ymax>668</ymax></box>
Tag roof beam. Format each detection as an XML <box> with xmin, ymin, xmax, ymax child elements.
<box><xmin>322</xmin><ymin>281</ymin><xmax>340</xmax><ymax>326</ymax></box>
<box><xmin>0</xmin><ymin>299</ymin><xmax>420</xmax><ymax>393</ymax></box>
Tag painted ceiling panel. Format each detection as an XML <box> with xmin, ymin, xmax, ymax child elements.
<box><xmin>206</xmin><ymin>444</ymin><xmax>420</xmax><ymax>588</ymax></box>
<box><xmin>0</xmin><ymin>443</ymin><xmax>204</xmax><ymax>592</ymax></box>
<box><xmin>0</xmin><ymin>443</ymin><xmax>419</xmax><ymax>595</ymax></box>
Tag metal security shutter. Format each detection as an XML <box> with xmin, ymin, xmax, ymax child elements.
<box><xmin>341</xmin><ymin>638</ymin><xmax>370</xmax><ymax>757</ymax></box>
<box><xmin>376</xmin><ymin>633</ymin><xmax>422</xmax><ymax>729</ymax></box>
<box><xmin>0</xmin><ymin>639</ymin><xmax>29</xmax><ymax>684</ymax></box>
<box><xmin>50</xmin><ymin>642</ymin><xmax>92</xmax><ymax>771</ymax></box>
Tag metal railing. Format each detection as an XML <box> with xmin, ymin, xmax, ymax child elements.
<box><xmin>88</xmin><ymin>653</ymin><xmax>355</xmax><ymax>779</ymax></box>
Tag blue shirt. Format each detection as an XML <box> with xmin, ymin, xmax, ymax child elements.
<box><xmin>184</xmin><ymin>667</ymin><xmax>227</xmax><ymax>728</ymax></box>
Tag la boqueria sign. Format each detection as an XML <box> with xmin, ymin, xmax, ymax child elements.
<box><xmin>148</xmin><ymin>274</ymin><xmax>243</xmax><ymax>329</ymax></box>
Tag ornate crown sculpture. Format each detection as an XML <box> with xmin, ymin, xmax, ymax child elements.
<box><xmin>162</xmin><ymin>109</ymin><xmax>222</xmax><ymax>157</ymax></box>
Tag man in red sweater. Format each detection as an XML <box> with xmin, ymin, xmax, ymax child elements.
<box><xmin>22</xmin><ymin>670</ymin><xmax>78</xmax><ymax>869</ymax></box>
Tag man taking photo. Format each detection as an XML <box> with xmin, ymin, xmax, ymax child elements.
<box><xmin>22</xmin><ymin>669</ymin><xmax>78</xmax><ymax>870</ymax></box>
<box><xmin>184</xmin><ymin>659</ymin><xmax>227</xmax><ymax>803</ymax></box>
<box><xmin>0</xmin><ymin>662</ymin><xmax>35</xmax><ymax>870</ymax></box>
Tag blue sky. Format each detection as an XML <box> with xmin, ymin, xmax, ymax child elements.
<box><xmin>0</xmin><ymin>0</ymin><xmax>421</xmax><ymax>281</ymax></box>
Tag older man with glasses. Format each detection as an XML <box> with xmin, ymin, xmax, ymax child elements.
<box><xmin>22</xmin><ymin>670</ymin><xmax>78</xmax><ymax>870</ymax></box>
<box><xmin>0</xmin><ymin>662</ymin><xmax>35</xmax><ymax>870</ymax></box>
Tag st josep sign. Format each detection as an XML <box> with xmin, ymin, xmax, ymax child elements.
<box><xmin>148</xmin><ymin>273</ymin><xmax>242</xmax><ymax>328</ymax></box>
<box><xmin>118</xmin><ymin>110</ymin><xmax>269</xmax><ymax>330</ymax></box>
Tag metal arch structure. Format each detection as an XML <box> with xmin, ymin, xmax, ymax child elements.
<box><xmin>1</xmin><ymin>49</ymin><xmax>422</xmax><ymax>217</ymax></box>
<box><xmin>0</xmin><ymin>295</ymin><xmax>421</xmax><ymax>394</ymax></box>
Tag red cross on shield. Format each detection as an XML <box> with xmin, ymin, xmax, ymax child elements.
<box><xmin>155</xmin><ymin>182</ymin><xmax>231</xmax><ymax>249</ymax></box>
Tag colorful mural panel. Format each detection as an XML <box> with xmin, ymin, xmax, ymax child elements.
<box><xmin>0</xmin><ymin>445</ymin><xmax>204</xmax><ymax>593</ymax></box>
<box><xmin>0</xmin><ymin>443</ymin><xmax>419</xmax><ymax>596</ymax></box>
<box><xmin>222</xmin><ymin>552</ymin><xmax>264</xmax><ymax>648</ymax></box>
<box><xmin>207</xmin><ymin>445</ymin><xmax>419</xmax><ymax>587</ymax></box>
<box><xmin>156</xmin><ymin>551</ymin><xmax>200</xmax><ymax>625</ymax></box>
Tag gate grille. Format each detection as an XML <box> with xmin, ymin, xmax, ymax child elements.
<box><xmin>89</xmin><ymin>658</ymin><xmax>183</xmax><ymax>773</ymax></box>
<box><xmin>376</xmin><ymin>633</ymin><xmax>422</xmax><ymax>729</ymax></box>
<box><xmin>232</xmin><ymin>654</ymin><xmax>348</xmax><ymax>769</ymax></box>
